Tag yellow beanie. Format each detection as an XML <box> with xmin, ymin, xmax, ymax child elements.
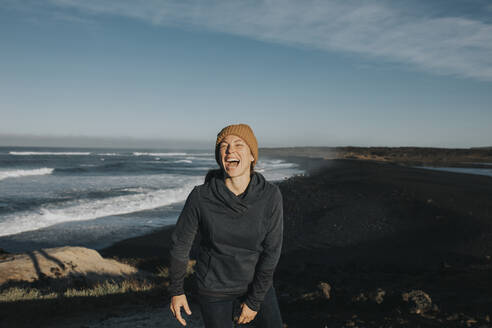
<box><xmin>215</xmin><ymin>123</ymin><xmax>258</xmax><ymax>169</ymax></box>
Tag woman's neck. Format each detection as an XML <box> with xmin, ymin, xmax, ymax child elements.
<box><xmin>224</xmin><ymin>171</ymin><xmax>252</xmax><ymax>196</ymax></box>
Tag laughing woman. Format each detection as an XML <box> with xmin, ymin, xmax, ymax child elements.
<box><xmin>168</xmin><ymin>123</ymin><xmax>284</xmax><ymax>327</ymax></box>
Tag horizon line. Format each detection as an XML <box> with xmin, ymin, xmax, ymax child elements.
<box><xmin>0</xmin><ymin>133</ymin><xmax>489</xmax><ymax>150</ymax></box>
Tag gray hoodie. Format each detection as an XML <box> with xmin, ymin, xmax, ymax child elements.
<box><xmin>168</xmin><ymin>171</ymin><xmax>283</xmax><ymax>311</ymax></box>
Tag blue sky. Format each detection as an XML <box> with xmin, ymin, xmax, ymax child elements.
<box><xmin>1</xmin><ymin>0</ymin><xmax>491</xmax><ymax>148</ymax></box>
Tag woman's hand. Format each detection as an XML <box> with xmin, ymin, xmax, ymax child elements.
<box><xmin>170</xmin><ymin>294</ymin><xmax>192</xmax><ymax>326</ymax></box>
<box><xmin>237</xmin><ymin>302</ymin><xmax>258</xmax><ymax>324</ymax></box>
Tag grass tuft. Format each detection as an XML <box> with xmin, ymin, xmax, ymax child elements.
<box><xmin>0</xmin><ymin>277</ymin><xmax>157</xmax><ymax>302</ymax></box>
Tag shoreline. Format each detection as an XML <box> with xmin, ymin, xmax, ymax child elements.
<box><xmin>99</xmin><ymin>154</ymin><xmax>492</xmax><ymax>260</ymax></box>
<box><xmin>2</xmin><ymin>154</ymin><xmax>492</xmax><ymax>327</ymax></box>
<box><xmin>0</xmin><ymin>154</ymin><xmax>308</xmax><ymax>255</ymax></box>
<box><xmin>96</xmin><ymin>154</ymin><xmax>325</xmax><ymax>264</ymax></box>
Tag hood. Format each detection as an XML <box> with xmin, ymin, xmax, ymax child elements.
<box><xmin>209</xmin><ymin>171</ymin><xmax>270</xmax><ymax>216</ymax></box>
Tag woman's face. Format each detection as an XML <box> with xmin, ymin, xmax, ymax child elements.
<box><xmin>219</xmin><ymin>135</ymin><xmax>254</xmax><ymax>178</ymax></box>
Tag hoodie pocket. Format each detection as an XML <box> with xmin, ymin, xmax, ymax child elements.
<box><xmin>205</xmin><ymin>251</ymin><xmax>259</xmax><ymax>289</ymax></box>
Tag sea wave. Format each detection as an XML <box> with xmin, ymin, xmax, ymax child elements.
<box><xmin>191</xmin><ymin>153</ymin><xmax>214</xmax><ymax>156</ymax></box>
<box><xmin>258</xmin><ymin>159</ymin><xmax>297</xmax><ymax>169</ymax></box>
<box><xmin>185</xmin><ymin>156</ymin><xmax>215</xmax><ymax>161</ymax></box>
<box><xmin>133</xmin><ymin>152</ymin><xmax>187</xmax><ymax>156</ymax></box>
<box><xmin>9</xmin><ymin>151</ymin><xmax>91</xmax><ymax>155</ymax></box>
<box><xmin>0</xmin><ymin>168</ymin><xmax>54</xmax><ymax>181</ymax></box>
<box><xmin>0</xmin><ymin>179</ymin><xmax>202</xmax><ymax>237</ymax></box>
<box><xmin>54</xmin><ymin>162</ymin><xmax>138</xmax><ymax>174</ymax></box>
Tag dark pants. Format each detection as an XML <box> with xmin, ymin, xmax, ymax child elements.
<box><xmin>197</xmin><ymin>286</ymin><xmax>283</xmax><ymax>328</ymax></box>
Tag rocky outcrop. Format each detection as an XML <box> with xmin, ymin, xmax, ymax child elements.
<box><xmin>402</xmin><ymin>290</ymin><xmax>436</xmax><ymax>314</ymax></box>
<box><xmin>0</xmin><ymin>246</ymin><xmax>139</xmax><ymax>286</ymax></box>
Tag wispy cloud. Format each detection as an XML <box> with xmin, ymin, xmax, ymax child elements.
<box><xmin>3</xmin><ymin>0</ymin><xmax>94</xmax><ymax>26</ymax></box>
<box><xmin>46</xmin><ymin>0</ymin><xmax>492</xmax><ymax>81</ymax></box>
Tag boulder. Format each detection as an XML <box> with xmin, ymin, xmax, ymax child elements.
<box><xmin>0</xmin><ymin>246</ymin><xmax>139</xmax><ymax>286</ymax></box>
<box><xmin>401</xmin><ymin>290</ymin><xmax>435</xmax><ymax>314</ymax></box>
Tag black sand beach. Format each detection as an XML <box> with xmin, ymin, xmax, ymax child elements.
<box><xmin>2</xmin><ymin>148</ymin><xmax>492</xmax><ymax>327</ymax></box>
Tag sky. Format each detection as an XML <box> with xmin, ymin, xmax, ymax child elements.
<box><xmin>1</xmin><ymin>0</ymin><xmax>491</xmax><ymax>149</ymax></box>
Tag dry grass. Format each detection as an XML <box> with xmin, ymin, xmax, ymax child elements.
<box><xmin>156</xmin><ymin>265</ymin><xmax>169</xmax><ymax>278</ymax></box>
<box><xmin>0</xmin><ymin>259</ymin><xmax>198</xmax><ymax>304</ymax></box>
<box><xmin>0</xmin><ymin>277</ymin><xmax>157</xmax><ymax>303</ymax></box>
<box><xmin>0</xmin><ymin>287</ymin><xmax>58</xmax><ymax>302</ymax></box>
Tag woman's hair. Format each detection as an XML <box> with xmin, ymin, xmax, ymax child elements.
<box><xmin>204</xmin><ymin>163</ymin><xmax>255</xmax><ymax>184</ymax></box>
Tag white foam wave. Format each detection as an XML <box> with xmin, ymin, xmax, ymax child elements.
<box><xmin>133</xmin><ymin>152</ymin><xmax>187</xmax><ymax>156</ymax></box>
<box><xmin>165</xmin><ymin>166</ymin><xmax>213</xmax><ymax>171</ymax></box>
<box><xmin>258</xmin><ymin>160</ymin><xmax>296</xmax><ymax>169</ymax></box>
<box><xmin>96</xmin><ymin>153</ymin><xmax>119</xmax><ymax>156</ymax></box>
<box><xmin>0</xmin><ymin>178</ymin><xmax>202</xmax><ymax>237</ymax></box>
<box><xmin>174</xmin><ymin>159</ymin><xmax>193</xmax><ymax>163</ymax></box>
<box><xmin>191</xmin><ymin>153</ymin><xmax>214</xmax><ymax>156</ymax></box>
<box><xmin>0</xmin><ymin>168</ymin><xmax>54</xmax><ymax>181</ymax></box>
<box><xmin>268</xmin><ymin>162</ymin><xmax>296</xmax><ymax>168</ymax></box>
<box><xmin>189</xmin><ymin>166</ymin><xmax>215</xmax><ymax>170</ymax></box>
<box><xmin>120</xmin><ymin>187</ymin><xmax>155</xmax><ymax>193</ymax></box>
<box><xmin>185</xmin><ymin>156</ymin><xmax>215</xmax><ymax>161</ymax></box>
<box><xmin>9</xmin><ymin>151</ymin><xmax>91</xmax><ymax>155</ymax></box>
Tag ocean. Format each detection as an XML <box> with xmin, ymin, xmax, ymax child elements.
<box><xmin>0</xmin><ymin>146</ymin><xmax>304</xmax><ymax>253</ymax></box>
<box><xmin>415</xmin><ymin>165</ymin><xmax>492</xmax><ymax>178</ymax></box>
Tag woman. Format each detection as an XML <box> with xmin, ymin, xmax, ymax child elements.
<box><xmin>168</xmin><ymin>123</ymin><xmax>284</xmax><ymax>327</ymax></box>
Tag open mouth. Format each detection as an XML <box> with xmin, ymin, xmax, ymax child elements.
<box><xmin>225</xmin><ymin>158</ymin><xmax>240</xmax><ymax>169</ymax></box>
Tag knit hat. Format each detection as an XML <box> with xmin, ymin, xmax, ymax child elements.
<box><xmin>215</xmin><ymin>123</ymin><xmax>258</xmax><ymax>169</ymax></box>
